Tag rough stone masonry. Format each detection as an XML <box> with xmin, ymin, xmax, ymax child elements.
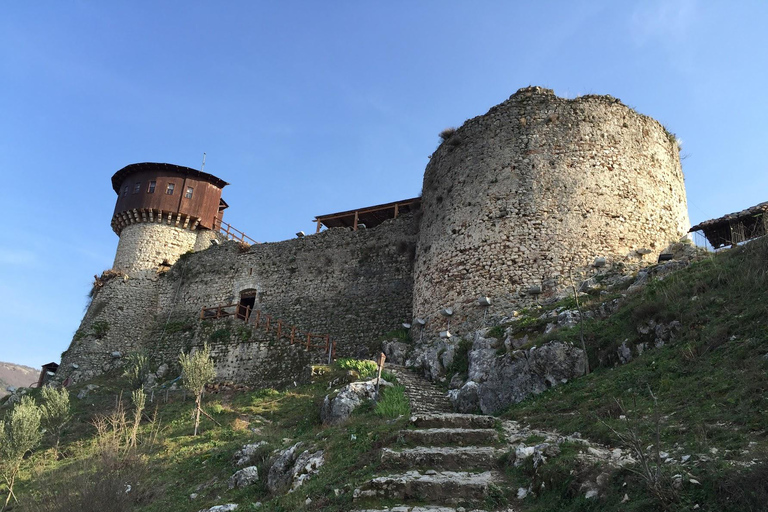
<box><xmin>57</xmin><ymin>86</ymin><xmax>689</xmax><ymax>386</ymax></box>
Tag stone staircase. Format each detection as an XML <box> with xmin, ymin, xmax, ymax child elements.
<box><xmin>353</xmin><ymin>367</ymin><xmax>516</xmax><ymax>511</ymax></box>
<box><xmin>386</xmin><ymin>365</ymin><xmax>454</xmax><ymax>415</ymax></box>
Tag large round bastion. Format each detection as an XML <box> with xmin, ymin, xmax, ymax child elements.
<box><xmin>412</xmin><ymin>86</ymin><xmax>690</xmax><ymax>328</ymax></box>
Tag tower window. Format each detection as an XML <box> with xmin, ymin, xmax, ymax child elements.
<box><xmin>122</xmin><ymin>186</ymin><xmax>128</xmax><ymax>197</ymax></box>
<box><xmin>166</xmin><ymin>183</ymin><xmax>175</xmax><ymax>195</ymax></box>
<box><xmin>185</xmin><ymin>187</ymin><xmax>194</xmax><ymax>199</ymax></box>
<box><xmin>133</xmin><ymin>182</ymin><xmax>141</xmax><ymax>194</ymax></box>
<box><xmin>147</xmin><ymin>181</ymin><xmax>156</xmax><ymax>193</ymax></box>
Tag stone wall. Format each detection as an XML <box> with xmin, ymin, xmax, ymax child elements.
<box><xmin>58</xmin><ymin>214</ymin><xmax>418</xmax><ymax>384</ymax></box>
<box><xmin>113</xmin><ymin>222</ymin><xmax>200</xmax><ymax>273</ymax></box>
<box><xmin>158</xmin><ymin>213</ymin><xmax>418</xmax><ymax>358</ymax></box>
<box><xmin>412</xmin><ymin>86</ymin><xmax>690</xmax><ymax>331</ymax></box>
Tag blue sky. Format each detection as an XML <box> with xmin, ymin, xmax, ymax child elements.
<box><xmin>1</xmin><ymin>1</ymin><xmax>766</xmax><ymax>369</ymax></box>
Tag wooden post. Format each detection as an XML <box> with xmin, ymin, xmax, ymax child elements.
<box><xmin>276</xmin><ymin>320</ymin><xmax>282</xmax><ymax>339</ymax></box>
<box><xmin>332</xmin><ymin>340</ymin><xmax>337</xmax><ymax>359</ymax></box>
<box><xmin>306</xmin><ymin>333</ymin><xmax>312</xmax><ymax>350</ymax></box>
<box><xmin>290</xmin><ymin>326</ymin><xmax>296</xmax><ymax>344</ymax></box>
<box><xmin>265</xmin><ymin>315</ymin><xmax>271</xmax><ymax>332</ymax></box>
<box><xmin>324</xmin><ymin>334</ymin><xmax>330</xmax><ymax>353</ymax></box>
<box><xmin>375</xmin><ymin>352</ymin><xmax>386</xmax><ymax>400</ymax></box>
<box><xmin>216</xmin><ymin>305</ymin><xmax>221</xmax><ymax>319</ymax></box>
<box><xmin>199</xmin><ymin>307</ymin><xmax>205</xmax><ymax>320</ymax></box>
<box><xmin>244</xmin><ymin>305</ymin><xmax>251</xmax><ymax>323</ymax></box>
<box><xmin>353</xmin><ymin>211</ymin><xmax>359</xmax><ymax>231</ymax></box>
<box><xmin>394</xmin><ymin>203</ymin><xmax>399</xmax><ymax>218</ymax></box>
<box><xmin>316</xmin><ymin>220</ymin><xmax>322</xmax><ymax>233</ymax></box>
<box><xmin>255</xmin><ymin>310</ymin><xmax>261</xmax><ymax>328</ymax></box>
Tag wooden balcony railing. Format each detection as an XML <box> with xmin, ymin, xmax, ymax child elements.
<box><xmin>213</xmin><ymin>218</ymin><xmax>258</xmax><ymax>245</ymax></box>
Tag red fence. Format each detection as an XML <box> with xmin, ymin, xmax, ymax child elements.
<box><xmin>199</xmin><ymin>304</ymin><xmax>337</xmax><ymax>358</ymax></box>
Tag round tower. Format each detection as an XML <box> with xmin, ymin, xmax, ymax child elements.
<box><xmin>413</xmin><ymin>87</ymin><xmax>689</xmax><ymax>328</ymax></box>
<box><xmin>110</xmin><ymin>162</ymin><xmax>229</xmax><ymax>273</ymax></box>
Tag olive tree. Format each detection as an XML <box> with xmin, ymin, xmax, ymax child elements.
<box><xmin>178</xmin><ymin>344</ymin><xmax>216</xmax><ymax>436</ymax></box>
<box><xmin>39</xmin><ymin>386</ymin><xmax>71</xmax><ymax>456</ymax></box>
<box><xmin>0</xmin><ymin>396</ymin><xmax>42</xmax><ymax>509</ymax></box>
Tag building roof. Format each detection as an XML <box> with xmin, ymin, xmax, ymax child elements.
<box><xmin>690</xmin><ymin>201</ymin><xmax>768</xmax><ymax>232</ymax></box>
<box><xmin>314</xmin><ymin>197</ymin><xmax>421</xmax><ymax>231</ymax></box>
<box><xmin>111</xmin><ymin>162</ymin><xmax>229</xmax><ymax>194</ymax></box>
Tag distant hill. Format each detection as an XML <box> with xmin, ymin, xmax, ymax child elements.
<box><xmin>0</xmin><ymin>361</ymin><xmax>39</xmax><ymax>397</ymax></box>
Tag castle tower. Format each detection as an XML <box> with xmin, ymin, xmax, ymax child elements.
<box><xmin>413</xmin><ymin>87</ymin><xmax>690</xmax><ymax>328</ymax></box>
<box><xmin>110</xmin><ymin>162</ymin><xmax>229</xmax><ymax>273</ymax></box>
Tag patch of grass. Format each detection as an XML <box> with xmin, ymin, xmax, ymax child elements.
<box><xmin>208</xmin><ymin>328</ymin><xmax>230</xmax><ymax>344</ymax></box>
<box><xmin>445</xmin><ymin>338</ymin><xmax>472</xmax><ymax>378</ymax></box>
<box><xmin>335</xmin><ymin>359</ymin><xmax>377</xmax><ymax>379</ymax></box>
<box><xmin>375</xmin><ymin>385</ymin><xmax>410</xmax><ymax>419</ymax></box>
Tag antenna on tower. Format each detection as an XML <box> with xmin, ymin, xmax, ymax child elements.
<box><xmin>201</xmin><ymin>152</ymin><xmax>206</xmax><ymax>172</ymax></box>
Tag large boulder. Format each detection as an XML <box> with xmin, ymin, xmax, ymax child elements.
<box><xmin>321</xmin><ymin>379</ymin><xmax>391</xmax><ymax>425</ymax></box>
<box><xmin>267</xmin><ymin>442</ymin><xmax>325</xmax><ymax>494</ymax></box>
<box><xmin>382</xmin><ymin>340</ymin><xmax>409</xmax><ymax>366</ymax></box>
<box><xmin>452</xmin><ymin>338</ymin><xmax>586</xmax><ymax>414</ymax></box>
<box><xmin>233</xmin><ymin>441</ymin><xmax>268</xmax><ymax>467</ymax></box>
<box><xmin>228</xmin><ymin>466</ymin><xmax>259</xmax><ymax>489</ymax></box>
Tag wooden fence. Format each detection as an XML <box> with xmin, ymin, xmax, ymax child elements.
<box><xmin>199</xmin><ymin>304</ymin><xmax>337</xmax><ymax>358</ymax></box>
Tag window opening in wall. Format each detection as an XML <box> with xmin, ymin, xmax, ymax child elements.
<box><xmin>147</xmin><ymin>181</ymin><xmax>156</xmax><ymax>193</ymax></box>
<box><xmin>122</xmin><ymin>186</ymin><xmax>129</xmax><ymax>197</ymax></box>
<box><xmin>133</xmin><ymin>182</ymin><xmax>141</xmax><ymax>194</ymax></box>
<box><xmin>166</xmin><ymin>183</ymin><xmax>175</xmax><ymax>195</ymax></box>
<box><xmin>237</xmin><ymin>290</ymin><xmax>257</xmax><ymax>320</ymax></box>
<box><xmin>185</xmin><ymin>186</ymin><xmax>194</xmax><ymax>199</ymax></box>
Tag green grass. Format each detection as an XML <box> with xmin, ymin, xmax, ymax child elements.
<box><xmin>374</xmin><ymin>385</ymin><xmax>410</xmax><ymax>419</ymax></box>
<box><xmin>501</xmin><ymin>238</ymin><xmax>768</xmax><ymax>511</ymax></box>
<box><xmin>334</xmin><ymin>358</ymin><xmax>377</xmax><ymax>379</ymax></box>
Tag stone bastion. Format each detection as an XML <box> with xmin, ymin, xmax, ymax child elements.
<box><xmin>412</xmin><ymin>86</ymin><xmax>690</xmax><ymax>330</ymax></box>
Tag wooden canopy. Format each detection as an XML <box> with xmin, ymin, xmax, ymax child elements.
<box><xmin>690</xmin><ymin>201</ymin><xmax>768</xmax><ymax>248</ymax></box>
<box><xmin>313</xmin><ymin>197</ymin><xmax>421</xmax><ymax>233</ymax></box>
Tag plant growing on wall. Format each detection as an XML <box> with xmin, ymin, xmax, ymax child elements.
<box><xmin>0</xmin><ymin>396</ymin><xmax>42</xmax><ymax>509</ymax></box>
<box><xmin>178</xmin><ymin>344</ymin><xmax>216</xmax><ymax>436</ymax></box>
<box><xmin>91</xmin><ymin>320</ymin><xmax>110</xmax><ymax>339</ymax></box>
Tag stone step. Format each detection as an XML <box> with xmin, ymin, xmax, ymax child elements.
<box><xmin>399</xmin><ymin>428</ymin><xmax>500</xmax><ymax>446</ymax></box>
<box><xmin>381</xmin><ymin>446</ymin><xmax>505</xmax><ymax>470</ymax></box>
<box><xmin>352</xmin><ymin>506</ymin><xmax>492</xmax><ymax>512</ymax></box>
<box><xmin>354</xmin><ymin>470</ymin><xmax>501</xmax><ymax>504</ymax></box>
<box><xmin>411</xmin><ymin>413</ymin><xmax>497</xmax><ymax>430</ymax></box>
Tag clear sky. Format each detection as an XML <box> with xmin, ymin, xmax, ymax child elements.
<box><xmin>1</xmin><ymin>1</ymin><xmax>766</xmax><ymax>369</ymax></box>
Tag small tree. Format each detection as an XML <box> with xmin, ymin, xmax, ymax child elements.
<box><xmin>178</xmin><ymin>344</ymin><xmax>216</xmax><ymax>436</ymax></box>
<box><xmin>39</xmin><ymin>386</ymin><xmax>71</xmax><ymax>457</ymax></box>
<box><xmin>129</xmin><ymin>389</ymin><xmax>146</xmax><ymax>449</ymax></box>
<box><xmin>123</xmin><ymin>351</ymin><xmax>151</xmax><ymax>390</ymax></box>
<box><xmin>0</xmin><ymin>396</ymin><xmax>42</xmax><ymax>509</ymax></box>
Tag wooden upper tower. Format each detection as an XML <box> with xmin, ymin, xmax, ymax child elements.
<box><xmin>110</xmin><ymin>162</ymin><xmax>229</xmax><ymax>235</ymax></box>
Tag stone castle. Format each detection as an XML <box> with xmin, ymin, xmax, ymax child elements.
<box><xmin>57</xmin><ymin>86</ymin><xmax>689</xmax><ymax>387</ymax></box>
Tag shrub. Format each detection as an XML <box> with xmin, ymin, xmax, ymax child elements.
<box><xmin>438</xmin><ymin>127</ymin><xmax>457</xmax><ymax>141</ymax></box>
<box><xmin>39</xmin><ymin>386</ymin><xmax>71</xmax><ymax>455</ymax></box>
<box><xmin>0</xmin><ymin>396</ymin><xmax>43</xmax><ymax>508</ymax></box>
<box><xmin>335</xmin><ymin>359</ymin><xmax>378</xmax><ymax>379</ymax></box>
<box><xmin>123</xmin><ymin>351</ymin><xmax>151</xmax><ymax>390</ymax></box>
<box><xmin>91</xmin><ymin>321</ymin><xmax>110</xmax><ymax>339</ymax></box>
<box><xmin>445</xmin><ymin>338</ymin><xmax>472</xmax><ymax>378</ymax></box>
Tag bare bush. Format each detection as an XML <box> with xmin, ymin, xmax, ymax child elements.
<box><xmin>438</xmin><ymin>127</ymin><xmax>457</xmax><ymax>141</ymax></box>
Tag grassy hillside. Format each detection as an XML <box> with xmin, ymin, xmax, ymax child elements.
<box><xmin>2</xmin><ymin>238</ymin><xmax>767</xmax><ymax>512</ymax></box>
<box><xmin>498</xmin><ymin>238</ymin><xmax>768</xmax><ymax>511</ymax></box>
